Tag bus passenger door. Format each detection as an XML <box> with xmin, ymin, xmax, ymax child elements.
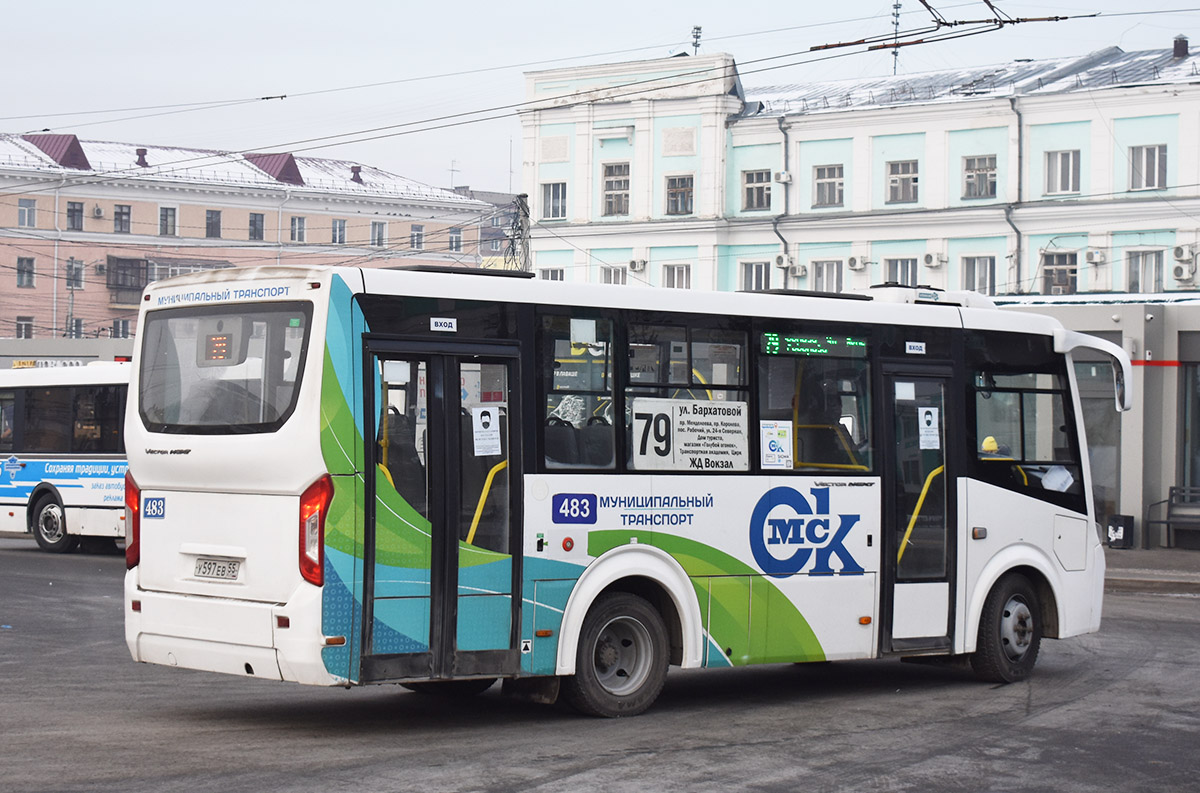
<box><xmin>360</xmin><ymin>343</ymin><xmax>522</xmax><ymax>682</ymax></box>
<box><xmin>883</xmin><ymin>370</ymin><xmax>955</xmax><ymax>653</ymax></box>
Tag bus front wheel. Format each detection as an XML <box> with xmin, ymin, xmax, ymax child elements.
<box><xmin>562</xmin><ymin>592</ymin><xmax>668</xmax><ymax>718</ymax></box>
<box><xmin>32</xmin><ymin>495</ymin><xmax>78</xmax><ymax>554</ymax></box>
<box><xmin>970</xmin><ymin>573</ymin><xmax>1042</xmax><ymax>683</ymax></box>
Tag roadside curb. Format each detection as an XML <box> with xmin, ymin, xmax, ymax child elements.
<box><xmin>1105</xmin><ymin>577</ymin><xmax>1200</xmax><ymax>595</ymax></box>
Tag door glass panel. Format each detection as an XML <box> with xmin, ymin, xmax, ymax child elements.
<box><xmin>457</xmin><ymin>360</ymin><xmax>513</xmax><ymax>651</ymax></box>
<box><xmin>893</xmin><ymin>379</ymin><xmax>947</xmax><ymax>580</ymax></box>
<box><xmin>371</xmin><ymin>356</ymin><xmax>432</xmax><ymax>654</ymax></box>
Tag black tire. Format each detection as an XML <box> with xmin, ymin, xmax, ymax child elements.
<box><xmin>400</xmin><ymin>678</ymin><xmax>496</xmax><ymax>697</ymax></box>
<box><xmin>970</xmin><ymin>573</ymin><xmax>1042</xmax><ymax>683</ymax></box>
<box><xmin>32</xmin><ymin>495</ymin><xmax>78</xmax><ymax>554</ymax></box>
<box><xmin>562</xmin><ymin>592</ymin><xmax>669</xmax><ymax>718</ymax></box>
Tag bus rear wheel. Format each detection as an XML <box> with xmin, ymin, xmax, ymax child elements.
<box><xmin>32</xmin><ymin>495</ymin><xmax>78</xmax><ymax>554</ymax></box>
<box><xmin>562</xmin><ymin>592</ymin><xmax>668</xmax><ymax>718</ymax></box>
<box><xmin>970</xmin><ymin>573</ymin><xmax>1042</xmax><ymax>683</ymax></box>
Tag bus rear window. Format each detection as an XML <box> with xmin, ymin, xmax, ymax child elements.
<box><xmin>138</xmin><ymin>302</ymin><xmax>313</xmax><ymax>434</ymax></box>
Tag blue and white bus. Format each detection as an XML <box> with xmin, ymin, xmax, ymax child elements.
<box><xmin>124</xmin><ymin>266</ymin><xmax>1131</xmax><ymax>716</ymax></box>
<box><xmin>0</xmin><ymin>362</ymin><xmax>130</xmax><ymax>552</ymax></box>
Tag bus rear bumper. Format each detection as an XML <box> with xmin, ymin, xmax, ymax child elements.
<box><xmin>124</xmin><ymin>569</ymin><xmax>341</xmax><ymax>686</ymax></box>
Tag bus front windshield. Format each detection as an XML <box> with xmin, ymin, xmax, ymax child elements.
<box><xmin>138</xmin><ymin>302</ymin><xmax>313</xmax><ymax>434</ymax></box>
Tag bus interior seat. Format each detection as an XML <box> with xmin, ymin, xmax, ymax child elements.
<box><xmin>383</xmin><ymin>411</ymin><xmax>427</xmax><ymax>517</ymax></box>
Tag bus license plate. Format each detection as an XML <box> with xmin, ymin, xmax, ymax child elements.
<box><xmin>194</xmin><ymin>558</ymin><xmax>239</xmax><ymax>580</ymax></box>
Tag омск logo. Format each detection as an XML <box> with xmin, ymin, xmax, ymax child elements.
<box><xmin>749</xmin><ymin>486</ymin><xmax>864</xmax><ymax>577</ymax></box>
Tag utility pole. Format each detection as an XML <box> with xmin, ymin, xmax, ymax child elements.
<box><xmin>692</xmin><ymin>26</ymin><xmax>702</xmax><ymax>55</ymax></box>
<box><xmin>65</xmin><ymin>257</ymin><xmax>77</xmax><ymax>338</ymax></box>
<box><xmin>506</xmin><ymin>194</ymin><xmax>531</xmax><ymax>272</ymax></box>
<box><xmin>448</xmin><ymin>159</ymin><xmax>459</xmax><ymax>187</ymax></box>
<box><xmin>892</xmin><ymin>3</ymin><xmax>902</xmax><ymax>75</ymax></box>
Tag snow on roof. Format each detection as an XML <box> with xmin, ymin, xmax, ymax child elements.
<box><xmin>745</xmin><ymin>45</ymin><xmax>1200</xmax><ymax>117</ymax></box>
<box><xmin>0</xmin><ymin>133</ymin><xmax>485</xmax><ymax>207</ymax></box>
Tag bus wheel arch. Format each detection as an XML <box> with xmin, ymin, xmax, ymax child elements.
<box><xmin>556</xmin><ymin>544</ymin><xmax>703</xmax><ymax>678</ymax></box>
<box><xmin>968</xmin><ymin>560</ymin><xmax>1060</xmax><ymax>650</ymax></box>
<box><xmin>30</xmin><ymin>488</ymin><xmax>78</xmax><ymax>553</ymax></box>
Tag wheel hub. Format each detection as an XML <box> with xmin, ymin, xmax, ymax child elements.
<box><xmin>39</xmin><ymin>506</ymin><xmax>65</xmax><ymax>543</ymax></box>
<box><xmin>999</xmin><ymin>596</ymin><xmax>1034</xmax><ymax>661</ymax></box>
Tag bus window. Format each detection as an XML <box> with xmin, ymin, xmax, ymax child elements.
<box><xmin>757</xmin><ymin>331</ymin><xmax>872</xmax><ymax>473</ymax></box>
<box><xmin>23</xmin><ymin>388</ymin><xmax>72</xmax><ymax>452</ymax></box>
<box><xmin>625</xmin><ymin>323</ymin><xmax>749</xmax><ymax>471</ymax></box>
<box><xmin>0</xmin><ymin>392</ymin><xmax>13</xmax><ymax>453</ymax></box>
<box><xmin>540</xmin><ymin>314</ymin><xmax>615</xmax><ymax>469</ymax></box>
<box><xmin>74</xmin><ymin>385</ymin><xmax>124</xmax><ymax>453</ymax></box>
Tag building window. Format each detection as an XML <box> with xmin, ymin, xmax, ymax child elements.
<box><xmin>290</xmin><ymin>216</ymin><xmax>306</xmax><ymax>242</ymax></box>
<box><xmin>112</xmin><ymin>319</ymin><xmax>131</xmax><ymax>339</ymax></box>
<box><xmin>662</xmin><ymin>264</ymin><xmax>691</xmax><ymax>289</ymax></box>
<box><xmin>17</xmin><ymin>199</ymin><xmax>36</xmax><ymax>228</ymax></box>
<box><xmin>542</xmin><ymin>182</ymin><xmax>567</xmax><ymax>220</ymax></box>
<box><xmin>813</xmin><ymin>260</ymin><xmax>843</xmax><ymax>293</ymax></box>
<box><xmin>159</xmin><ymin>207</ymin><xmax>176</xmax><ymax>236</ymax></box>
<box><xmin>249</xmin><ymin>213</ymin><xmax>265</xmax><ymax>241</ymax></box>
<box><xmin>205</xmin><ymin>210</ymin><xmax>221</xmax><ymax>238</ymax></box>
<box><xmin>814</xmin><ymin>165</ymin><xmax>844</xmax><ymax>207</ymax></box>
<box><xmin>490</xmin><ymin>239</ymin><xmax>503</xmax><ymax>252</ymax></box>
<box><xmin>491</xmin><ymin>215</ymin><xmax>504</xmax><ymax>227</ymax></box>
<box><xmin>1041</xmin><ymin>252</ymin><xmax>1078</xmax><ymax>295</ymax></box>
<box><xmin>410</xmin><ymin>224</ymin><xmax>424</xmax><ymax>250</ymax></box>
<box><xmin>743</xmin><ymin>170</ymin><xmax>771</xmax><ymax>211</ymax></box>
<box><xmin>963</xmin><ymin>256</ymin><xmax>996</xmax><ymax>295</ymax></box>
<box><xmin>1045</xmin><ymin>150</ymin><xmax>1081</xmax><ymax>194</ymax></box>
<box><xmin>887</xmin><ymin>161</ymin><xmax>919</xmax><ymax>203</ymax></box>
<box><xmin>963</xmin><ymin>155</ymin><xmax>997</xmax><ymax>199</ymax></box>
<box><xmin>66</xmin><ymin>202</ymin><xmax>84</xmax><ymax>231</ymax></box>
<box><xmin>885</xmin><ymin>257</ymin><xmax>918</xmax><ymax>286</ymax></box>
<box><xmin>16</xmin><ymin>258</ymin><xmax>35</xmax><ymax>288</ymax></box>
<box><xmin>600</xmin><ymin>265</ymin><xmax>628</xmax><ymax>285</ymax></box>
<box><xmin>67</xmin><ymin>318</ymin><xmax>83</xmax><ymax>339</ymax></box>
<box><xmin>370</xmin><ymin>221</ymin><xmax>386</xmax><ymax>247</ymax></box>
<box><xmin>740</xmin><ymin>261</ymin><xmax>770</xmax><ymax>291</ymax></box>
<box><xmin>1130</xmin><ymin>145</ymin><xmax>1167</xmax><ymax>191</ymax></box>
<box><xmin>540</xmin><ymin>268</ymin><xmax>564</xmax><ymax>281</ymax></box>
<box><xmin>331</xmin><ymin>219</ymin><xmax>346</xmax><ymax>244</ymax></box>
<box><xmin>16</xmin><ymin>316</ymin><xmax>33</xmax><ymax>339</ymax></box>
<box><xmin>65</xmin><ymin>259</ymin><xmax>84</xmax><ymax>290</ymax></box>
<box><xmin>666</xmin><ymin>175</ymin><xmax>694</xmax><ymax>215</ymax></box>
<box><xmin>1127</xmin><ymin>250</ymin><xmax>1164</xmax><ymax>293</ymax></box>
<box><xmin>448</xmin><ymin>227</ymin><xmax>463</xmax><ymax>253</ymax></box>
<box><xmin>603</xmin><ymin>163</ymin><xmax>630</xmax><ymax>216</ymax></box>
<box><xmin>114</xmin><ymin>205</ymin><xmax>132</xmax><ymax>234</ymax></box>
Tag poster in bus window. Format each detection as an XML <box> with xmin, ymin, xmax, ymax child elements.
<box><xmin>631</xmin><ymin>397</ymin><xmax>748</xmax><ymax>471</ymax></box>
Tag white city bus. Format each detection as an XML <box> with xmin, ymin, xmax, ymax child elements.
<box><xmin>124</xmin><ymin>265</ymin><xmax>1131</xmax><ymax>716</ymax></box>
<box><xmin>0</xmin><ymin>362</ymin><xmax>130</xmax><ymax>552</ymax></box>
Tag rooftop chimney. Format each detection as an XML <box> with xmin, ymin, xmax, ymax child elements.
<box><xmin>350</xmin><ymin>165</ymin><xmax>363</xmax><ymax>184</ymax></box>
<box><xmin>135</xmin><ymin>148</ymin><xmax>149</xmax><ymax>167</ymax></box>
<box><xmin>1175</xmin><ymin>35</ymin><xmax>1189</xmax><ymax>59</ymax></box>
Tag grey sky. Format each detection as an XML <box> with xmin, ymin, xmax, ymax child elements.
<box><xmin>6</xmin><ymin>1</ymin><xmax>1197</xmax><ymax>192</ymax></box>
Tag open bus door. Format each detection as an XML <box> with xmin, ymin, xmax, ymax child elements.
<box><xmin>359</xmin><ymin>340</ymin><xmax>523</xmax><ymax>682</ymax></box>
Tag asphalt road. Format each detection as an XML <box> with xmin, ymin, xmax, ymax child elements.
<box><xmin>2</xmin><ymin>536</ymin><xmax>1198</xmax><ymax>793</ymax></box>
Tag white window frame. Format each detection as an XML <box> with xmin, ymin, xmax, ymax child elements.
<box><xmin>290</xmin><ymin>216</ymin><xmax>306</xmax><ymax>242</ymax></box>
<box><xmin>813</xmin><ymin>164</ymin><xmax>844</xmax><ymax>207</ymax></box>
<box><xmin>963</xmin><ymin>155</ymin><xmax>997</xmax><ymax>199</ymax></box>
<box><xmin>490</xmin><ymin>238</ymin><xmax>503</xmax><ymax>253</ymax></box>
<box><xmin>1041</xmin><ymin>252</ymin><xmax>1078</xmax><ymax>295</ymax></box>
<box><xmin>18</xmin><ymin>198</ymin><xmax>36</xmax><ymax>228</ymax></box>
<box><xmin>66</xmin><ymin>201</ymin><xmax>84</xmax><ymax>231</ymax></box>
<box><xmin>662</xmin><ymin>263</ymin><xmax>691</xmax><ymax>289</ymax></box>
<box><xmin>370</xmin><ymin>221</ymin><xmax>387</xmax><ymax>248</ymax></box>
<box><xmin>65</xmin><ymin>259</ymin><xmax>84</xmax><ymax>290</ymax></box>
<box><xmin>67</xmin><ymin>318</ymin><xmax>83</xmax><ymax>339</ymax></box>
<box><xmin>159</xmin><ymin>206</ymin><xmax>177</xmax><ymax>237</ymax></box>
<box><xmin>491</xmin><ymin>215</ymin><xmax>504</xmax><ymax>227</ymax></box>
<box><xmin>16</xmin><ymin>257</ymin><xmax>35</xmax><ymax>288</ymax></box>
<box><xmin>812</xmin><ymin>260</ymin><xmax>843</xmax><ymax>293</ymax></box>
<box><xmin>1045</xmin><ymin>150</ymin><xmax>1081</xmax><ymax>195</ymax></box>
<box><xmin>602</xmin><ymin>162</ymin><xmax>630</xmax><ymax>217</ymax></box>
<box><xmin>331</xmin><ymin>219</ymin><xmax>347</xmax><ymax>244</ymax></box>
<box><xmin>740</xmin><ymin>261</ymin><xmax>770</xmax><ymax>292</ymax></box>
<box><xmin>665</xmin><ymin>174</ymin><xmax>694</xmax><ymax>216</ymax></box>
<box><xmin>410</xmin><ymin>224</ymin><xmax>425</xmax><ymax>250</ymax></box>
<box><xmin>962</xmin><ymin>255</ymin><xmax>996</xmax><ymax>296</ymax></box>
<box><xmin>885</xmin><ymin>257</ymin><xmax>918</xmax><ymax>286</ymax></box>
<box><xmin>887</xmin><ymin>161</ymin><xmax>919</xmax><ymax>204</ymax></box>
<box><xmin>249</xmin><ymin>212</ymin><xmax>265</xmax><ymax>242</ymax></box>
<box><xmin>448</xmin><ymin>227</ymin><xmax>463</xmax><ymax>253</ymax></box>
<box><xmin>1130</xmin><ymin>145</ymin><xmax>1167</xmax><ymax>191</ymax></box>
<box><xmin>115</xmin><ymin>204</ymin><xmax>133</xmax><ymax>234</ymax></box>
<box><xmin>542</xmin><ymin>182</ymin><xmax>567</xmax><ymax>220</ymax></box>
<box><xmin>600</xmin><ymin>265</ymin><xmax>628</xmax><ymax>285</ymax></box>
<box><xmin>112</xmin><ymin>319</ymin><xmax>131</xmax><ymax>339</ymax></box>
<box><xmin>743</xmin><ymin>170</ymin><xmax>771</xmax><ymax>211</ymax></box>
<box><xmin>539</xmin><ymin>268</ymin><xmax>565</xmax><ymax>281</ymax></box>
<box><xmin>1126</xmin><ymin>249</ymin><xmax>1164</xmax><ymax>293</ymax></box>
<box><xmin>16</xmin><ymin>316</ymin><xmax>33</xmax><ymax>339</ymax></box>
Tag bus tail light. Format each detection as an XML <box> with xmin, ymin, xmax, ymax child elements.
<box><xmin>125</xmin><ymin>471</ymin><xmax>140</xmax><ymax>570</ymax></box>
<box><xmin>299</xmin><ymin>475</ymin><xmax>334</xmax><ymax>587</ymax></box>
